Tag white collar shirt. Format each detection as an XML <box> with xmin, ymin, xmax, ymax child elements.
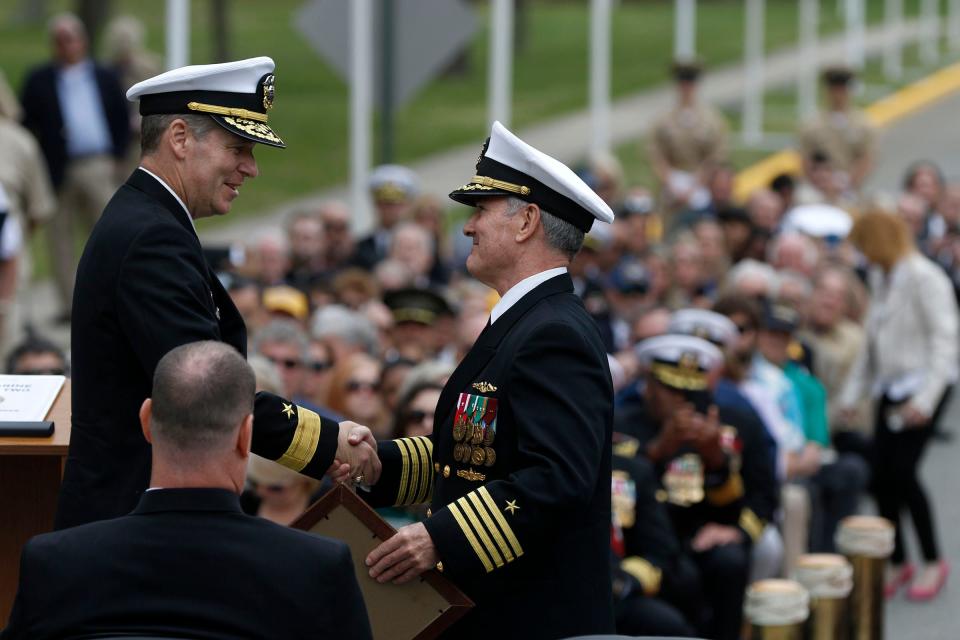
<box><xmin>489</xmin><ymin>267</ymin><xmax>567</xmax><ymax>325</ymax></box>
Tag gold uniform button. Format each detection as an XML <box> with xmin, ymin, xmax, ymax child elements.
<box><xmin>426</xmin><ymin>508</ymin><xmax>432</xmax><ymax>518</ymax></box>
<box><xmin>436</xmin><ymin>561</ymin><xmax>444</xmax><ymax>572</ymax></box>
<box><xmin>434</xmin><ymin>462</ymin><xmax>440</xmax><ymax>472</ymax></box>
<box><xmin>443</xmin><ymin>465</ymin><xmax>451</xmax><ymax>478</ymax></box>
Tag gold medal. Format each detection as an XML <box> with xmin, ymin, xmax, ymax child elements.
<box><xmin>452</xmin><ymin>422</ymin><xmax>466</xmax><ymax>442</ymax></box>
<box><xmin>483</xmin><ymin>427</ymin><xmax>495</xmax><ymax>446</ymax></box>
<box><xmin>470</xmin><ymin>425</ymin><xmax>484</xmax><ymax>445</ymax></box>
<box><xmin>470</xmin><ymin>446</ymin><xmax>486</xmax><ymax>466</ymax></box>
<box><xmin>483</xmin><ymin>446</ymin><xmax>496</xmax><ymax>467</ymax></box>
<box><xmin>462</xmin><ymin>423</ymin><xmax>474</xmax><ymax>444</ymax></box>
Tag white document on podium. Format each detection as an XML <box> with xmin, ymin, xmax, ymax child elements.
<box><xmin>0</xmin><ymin>375</ymin><xmax>66</xmax><ymax>421</ymax></box>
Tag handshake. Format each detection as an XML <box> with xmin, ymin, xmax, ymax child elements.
<box><xmin>329</xmin><ymin>422</ymin><xmax>383</xmax><ymax>486</ymax></box>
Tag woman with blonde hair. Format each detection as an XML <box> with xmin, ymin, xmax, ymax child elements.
<box><xmin>838</xmin><ymin>209</ymin><xmax>957</xmax><ymax>600</ymax></box>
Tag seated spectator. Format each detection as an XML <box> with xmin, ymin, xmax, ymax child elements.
<box><xmin>285</xmin><ymin>210</ymin><xmax>326</xmax><ymax>290</ymax></box>
<box><xmin>5</xmin><ymin>335</ymin><xmax>68</xmax><ymax>375</ymax></box>
<box><xmin>664</xmin><ymin>232</ymin><xmax>711</xmax><ymax>309</ymax></box>
<box><xmin>318</xmin><ymin>200</ymin><xmax>355</xmax><ymax>270</ymax></box>
<box><xmin>333</xmin><ymin>268</ymin><xmax>380</xmax><ymax>309</ymax></box>
<box><xmin>768</xmin><ymin>231</ymin><xmax>820</xmax><ymax>278</ymax></box>
<box><xmin>327</xmin><ymin>352</ymin><xmax>389</xmax><ymax>438</ymax></box>
<box><xmin>716</xmin><ymin>206</ymin><xmax>754</xmax><ymax>263</ymax></box>
<box><xmin>262</xmin><ymin>284</ymin><xmax>309</xmax><ymax>324</ymax></box>
<box><xmin>1</xmin><ymin>341</ymin><xmax>371</xmax><ymax>640</ymax></box>
<box><xmin>379</xmin><ymin>357</ymin><xmax>416</xmax><ymax>414</ymax></box>
<box><xmin>311</xmin><ymin>304</ymin><xmax>380</xmax><ymax>363</ymax></box>
<box><xmin>300</xmin><ymin>339</ymin><xmax>336</xmax><ymax>410</ymax></box>
<box><xmin>723</xmin><ymin>259</ymin><xmax>779</xmax><ymax>301</ymax></box>
<box><xmin>389</xmin><ymin>222</ymin><xmax>442</xmax><ymax>288</ymax></box>
<box><xmin>352</xmin><ymin>164</ymin><xmax>419</xmax><ymax>269</ymax></box>
<box><xmin>252</xmin><ymin>320</ymin><xmax>312</xmax><ymax>407</ymax></box>
<box><xmin>383</xmin><ymin>287</ymin><xmax>453</xmax><ymax>362</ymax></box>
<box><xmin>224</xmin><ymin>274</ymin><xmax>267</xmax><ymax>337</ymax></box>
<box><xmin>242</xmin><ymin>454</ymin><xmax>323</xmax><ymax>526</ymax></box>
<box><xmin>250</xmin><ymin>229</ymin><xmax>291</xmax><ymax>287</ymax></box>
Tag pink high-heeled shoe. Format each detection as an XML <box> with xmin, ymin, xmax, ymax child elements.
<box><xmin>907</xmin><ymin>560</ymin><xmax>949</xmax><ymax>601</ymax></box>
<box><xmin>885</xmin><ymin>563</ymin><xmax>915</xmax><ymax>598</ymax></box>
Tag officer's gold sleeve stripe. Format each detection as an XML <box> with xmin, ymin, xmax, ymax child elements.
<box><xmin>622</xmin><ymin>557</ymin><xmax>663</xmax><ymax>596</ymax></box>
<box><xmin>739</xmin><ymin>508</ymin><xmax>765</xmax><ymax>542</ymax></box>
<box><xmin>276</xmin><ymin>406</ymin><xmax>321</xmax><ymax>472</ymax></box>
<box><xmin>420</xmin><ymin>437</ymin><xmax>435</xmax><ymax>503</ymax></box>
<box><xmin>448</xmin><ymin>502</ymin><xmax>495</xmax><ymax>572</ymax></box>
<box><xmin>467</xmin><ymin>492</ymin><xmax>515</xmax><ymax>563</ymax></box>
<box><xmin>411</xmin><ymin>437</ymin><xmax>433</xmax><ymax>504</ymax></box>
<box><xmin>455</xmin><ymin>496</ymin><xmax>505</xmax><ymax>568</ymax></box>
<box><xmin>406</xmin><ymin>438</ymin><xmax>423</xmax><ymax>506</ymax></box>
<box><xmin>706</xmin><ymin>472</ymin><xmax>744</xmax><ymax>506</ymax></box>
<box><xmin>478</xmin><ymin>487</ymin><xmax>523</xmax><ymax>558</ymax></box>
<box><xmin>395</xmin><ymin>438</ymin><xmax>413</xmax><ymax>506</ymax></box>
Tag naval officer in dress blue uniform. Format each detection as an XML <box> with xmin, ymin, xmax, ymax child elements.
<box><xmin>58</xmin><ymin>57</ymin><xmax>377</xmax><ymax>530</ymax></box>
<box><xmin>360</xmin><ymin>121</ymin><xmax>617</xmax><ymax>639</ymax></box>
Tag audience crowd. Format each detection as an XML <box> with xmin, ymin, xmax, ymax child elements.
<box><xmin>3</xmin><ymin>12</ymin><xmax>960</xmax><ymax>639</ymax></box>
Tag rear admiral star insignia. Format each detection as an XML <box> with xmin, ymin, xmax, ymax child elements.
<box><xmin>282</xmin><ymin>402</ymin><xmax>295</xmax><ymax>419</ymax></box>
<box><xmin>505</xmin><ymin>499</ymin><xmax>520</xmax><ymax>515</ymax></box>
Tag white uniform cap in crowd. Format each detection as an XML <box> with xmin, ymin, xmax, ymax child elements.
<box><xmin>781</xmin><ymin>204</ymin><xmax>852</xmax><ymax>239</ymax></box>
<box><xmin>449</xmin><ymin>121</ymin><xmax>615</xmax><ymax>232</ymax></box>
<box><xmin>668</xmin><ymin>309</ymin><xmax>739</xmax><ymax>348</ymax></box>
<box><xmin>369</xmin><ymin>164</ymin><xmax>420</xmax><ymax>203</ymax></box>
<box><xmin>126</xmin><ymin>56</ymin><xmax>284</xmax><ymax>148</ymax></box>
<box><xmin>635</xmin><ymin>334</ymin><xmax>723</xmax><ymax>391</ymax></box>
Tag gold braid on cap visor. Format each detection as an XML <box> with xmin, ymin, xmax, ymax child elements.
<box><xmin>650</xmin><ymin>362</ymin><xmax>709</xmax><ymax>391</ymax></box>
<box><xmin>187</xmin><ymin>101</ymin><xmax>269</xmax><ymax>123</ymax></box>
<box><xmin>471</xmin><ymin>175</ymin><xmax>531</xmax><ymax>196</ymax></box>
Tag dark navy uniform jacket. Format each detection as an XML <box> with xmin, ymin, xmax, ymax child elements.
<box><xmin>3</xmin><ymin>489</ymin><xmax>371</xmax><ymax>640</ymax></box>
<box><xmin>367</xmin><ymin>273</ymin><xmax>615</xmax><ymax>639</ymax></box>
<box><xmin>57</xmin><ymin>169</ymin><xmax>339</xmax><ymax>529</ymax></box>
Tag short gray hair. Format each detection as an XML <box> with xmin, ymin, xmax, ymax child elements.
<box><xmin>252</xmin><ymin>319</ymin><xmax>309</xmax><ymax>358</ymax></box>
<box><xmin>141</xmin><ymin>113</ymin><xmax>217</xmax><ymax>155</ymax></box>
<box><xmin>311</xmin><ymin>305</ymin><xmax>379</xmax><ymax>355</ymax></box>
<box><xmin>505</xmin><ymin>197</ymin><xmax>584</xmax><ymax>260</ymax></box>
<box><xmin>151</xmin><ymin>341</ymin><xmax>254</xmax><ymax>451</ymax></box>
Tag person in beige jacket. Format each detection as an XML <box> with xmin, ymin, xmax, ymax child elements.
<box><xmin>838</xmin><ymin>210</ymin><xmax>957</xmax><ymax>601</ymax></box>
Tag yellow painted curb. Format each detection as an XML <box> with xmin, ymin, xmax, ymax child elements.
<box><xmin>733</xmin><ymin>60</ymin><xmax>960</xmax><ymax>201</ymax></box>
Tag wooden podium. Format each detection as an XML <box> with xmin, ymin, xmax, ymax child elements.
<box><xmin>0</xmin><ymin>380</ymin><xmax>71</xmax><ymax>623</ymax></box>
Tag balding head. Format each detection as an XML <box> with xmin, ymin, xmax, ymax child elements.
<box><xmin>149</xmin><ymin>341</ymin><xmax>254</xmax><ymax>453</ymax></box>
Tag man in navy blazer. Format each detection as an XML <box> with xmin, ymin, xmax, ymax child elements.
<box><xmin>2</xmin><ymin>341</ymin><xmax>372</xmax><ymax>640</ymax></box>
<box><xmin>19</xmin><ymin>13</ymin><xmax>129</xmax><ymax>314</ymax></box>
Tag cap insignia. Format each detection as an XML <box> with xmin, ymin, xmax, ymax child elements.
<box><xmin>262</xmin><ymin>74</ymin><xmax>275</xmax><ymax>111</ymax></box>
<box><xmin>678</xmin><ymin>352</ymin><xmax>699</xmax><ymax>372</ymax></box>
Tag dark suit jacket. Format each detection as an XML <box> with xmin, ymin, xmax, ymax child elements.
<box><xmin>367</xmin><ymin>273</ymin><xmax>615</xmax><ymax>639</ymax></box>
<box><xmin>57</xmin><ymin>169</ymin><xmax>339</xmax><ymax>529</ymax></box>
<box><xmin>20</xmin><ymin>60</ymin><xmax>129</xmax><ymax>188</ymax></box>
<box><xmin>2</xmin><ymin>488</ymin><xmax>372</xmax><ymax>640</ymax></box>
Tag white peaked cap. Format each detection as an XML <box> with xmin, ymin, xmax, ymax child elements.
<box><xmin>126</xmin><ymin>56</ymin><xmax>284</xmax><ymax>148</ymax></box>
<box><xmin>449</xmin><ymin>121</ymin><xmax>615</xmax><ymax>232</ymax></box>
<box><xmin>781</xmin><ymin>204</ymin><xmax>852</xmax><ymax>239</ymax></box>
<box><xmin>668</xmin><ymin>309</ymin><xmax>739</xmax><ymax>348</ymax></box>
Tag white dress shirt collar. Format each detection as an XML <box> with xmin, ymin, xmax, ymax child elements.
<box><xmin>137</xmin><ymin>167</ymin><xmax>198</xmax><ymax>235</ymax></box>
<box><xmin>490</xmin><ymin>267</ymin><xmax>567</xmax><ymax>325</ymax></box>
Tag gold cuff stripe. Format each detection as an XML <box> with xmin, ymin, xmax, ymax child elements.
<box><xmin>187</xmin><ymin>101</ymin><xmax>269</xmax><ymax>122</ymax></box>
<box><xmin>448</xmin><ymin>502</ymin><xmax>495</xmax><ymax>573</ymax></box>
<box><xmin>276</xmin><ymin>406</ymin><xmax>321</xmax><ymax>472</ymax></box>
<box><xmin>405</xmin><ymin>438</ymin><xmax>423</xmax><ymax>506</ymax></box>
<box><xmin>706</xmin><ymin>472</ymin><xmax>745</xmax><ymax>506</ymax></box>
<box><xmin>396</xmin><ymin>438</ymin><xmax>413</xmax><ymax>506</ymax></box>
<box><xmin>467</xmin><ymin>492</ymin><xmax>515</xmax><ymax>564</ymax></box>
<box><xmin>478</xmin><ymin>487</ymin><xmax>523</xmax><ymax>558</ymax></box>
<box><xmin>456</xmin><ymin>496</ymin><xmax>505</xmax><ymax>568</ymax></box>
<box><xmin>471</xmin><ymin>175</ymin><xmax>531</xmax><ymax>196</ymax></box>
<box><xmin>411</xmin><ymin>437</ymin><xmax>433</xmax><ymax>503</ymax></box>
<box><xmin>740</xmin><ymin>508</ymin><xmax>765</xmax><ymax>542</ymax></box>
<box><xmin>622</xmin><ymin>557</ymin><xmax>663</xmax><ymax>597</ymax></box>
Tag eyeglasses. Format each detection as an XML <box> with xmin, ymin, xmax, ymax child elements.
<box><xmin>346</xmin><ymin>380</ymin><xmax>379</xmax><ymax>393</ymax></box>
<box><xmin>404</xmin><ymin>409</ymin><xmax>432</xmax><ymax>424</ymax></box>
<box><xmin>266</xmin><ymin>356</ymin><xmax>301</xmax><ymax>370</ymax></box>
<box><xmin>308</xmin><ymin>360</ymin><xmax>332</xmax><ymax>373</ymax></box>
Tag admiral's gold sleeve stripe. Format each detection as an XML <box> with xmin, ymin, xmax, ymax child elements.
<box><xmin>467</xmin><ymin>492</ymin><xmax>515</xmax><ymax>563</ymax></box>
<box><xmin>411</xmin><ymin>437</ymin><xmax>433</xmax><ymax>503</ymax></box>
<box><xmin>396</xmin><ymin>439</ymin><xmax>413</xmax><ymax>505</ymax></box>
<box><xmin>706</xmin><ymin>472</ymin><xmax>744</xmax><ymax>506</ymax></box>
<box><xmin>455</xmin><ymin>496</ymin><xmax>505</xmax><ymax>568</ymax></box>
<box><xmin>622</xmin><ymin>557</ymin><xmax>663</xmax><ymax>596</ymax></box>
<box><xmin>276</xmin><ymin>406</ymin><xmax>321</xmax><ymax>472</ymax></box>
<box><xmin>478</xmin><ymin>487</ymin><xmax>523</xmax><ymax>558</ymax></box>
<box><xmin>449</xmin><ymin>502</ymin><xmax>495</xmax><ymax>572</ymax></box>
<box><xmin>739</xmin><ymin>508</ymin><xmax>765</xmax><ymax>542</ymax></box>
<box><xmin>405</xmin><ymin>439</ymin><xmax>423</xmax><ymax>506</ymax></box>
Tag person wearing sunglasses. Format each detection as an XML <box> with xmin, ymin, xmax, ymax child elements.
<box><xmin>5</xmin><ymin>334</ymin><xmax>68</xmax><ymax>376</ymax></box>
